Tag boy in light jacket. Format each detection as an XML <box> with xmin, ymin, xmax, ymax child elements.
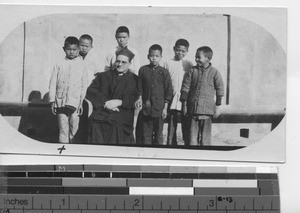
<box><xmin>49</xmin><ymin>36</ymin><xmax>88</xmax><ymax>143</ymax></box>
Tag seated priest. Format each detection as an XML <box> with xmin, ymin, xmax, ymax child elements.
<box><xmin>86</xmin><ymin>47</ymin><xmax>139</xmax><ymax>144</ymax></box>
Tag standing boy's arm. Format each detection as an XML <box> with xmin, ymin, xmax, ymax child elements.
<box><xmin>162</xmin><ymin>102</ymin><xmax>168</xmax><ymax>120</ymax></box>
<box><xmin>180</xmin><ymin>68</ymin><xmax>193</xmax><ymax>116</ymax></box>
<box><xmin>214</xmin><ymin>70</ymin><xmax>225</xmax><ymax>105</ymax></box>
<box><xmin>213</xmin><ymin>70</ymin><xmax>225</xmax><ymax>119</ymax></box>
<box><xmin>162</xmin><ymin>69</ymin><xmax>173</xmax><ymax>119</ymax></box>
<box><xmin>180</xmin><ymin>68</ymin><xmax>192</xmax><ymax>101</ymax></box>
<box><xmin>137</xmin><ymin>68</ymin><xmax>143</xmax><ymax>97</ymax></box>
<box><xmin>164</xmin><ymin>69</ymin><xmax>173</xmax><ymax>104</ymax></box>
<box><xmin>49</xmin><ymin>64</ymin><xmax>58</xmax><ymax>115</ymax></box>
<box><xmin>135</xmin><ymin>68</ymin><xmax>143</xmax><ymax>109</ymax></box>
<box><xmin>78</xmin><ymin>64</ymin><xmax>89</xmax><ymax>115</ymax></box>
<box><xmin>49</xmin><ymin>64</ymin><xmax>58</xmax><ymax>103</ymax></box>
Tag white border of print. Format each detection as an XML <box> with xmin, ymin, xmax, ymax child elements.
<box><xmin>0</xmin><ymin>5</ymin><xmax>286</xmax><ymax>163</ymax></box>
<box><xmin>0</xmin><ymin>1</ymin><xmax>299</xmax><ymax>212</ymax></box>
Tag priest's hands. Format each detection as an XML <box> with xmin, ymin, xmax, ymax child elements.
<box><xmin>111</xmin><ymin>107</ymin><xmax>120</xmax><ymax>112</ymax></box>
<box><xmin>104</xmin><ymin>99</ymin><xmax>122</xmax><ymax>111</ymax></box>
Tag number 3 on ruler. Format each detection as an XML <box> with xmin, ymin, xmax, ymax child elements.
<box><xmin>209</xmin><ymin>199</ymin><xmax>214</xmax><ymax>207</ymax></box>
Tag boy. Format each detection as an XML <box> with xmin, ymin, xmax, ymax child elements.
<box><xmin>138</xmin><ymin>44</ymin><xmax>172</xmax><ymax>145</ymax></box>
<box><xmin>104</xmin><ymin>26</ymin><xmax>140</xmax><ymax>75</ymax></box>
<box><xmin>164</xmin><ymin>39</ymin><xmax>193</xmax><ymax>146</ymax></box>
<box><xmin>180</xmin><ymin>46</ymin><xmax>224</xmax><ymax>146</ymax></box>
<box><xmin>49</xmin><ymin>36</ymin><xmax>88</xmax><ymax>143</ymax></box>
<box><xmin>79</xmin><ymin>34</ymin><xmax>101</xmax><ymax>84</ymax></box>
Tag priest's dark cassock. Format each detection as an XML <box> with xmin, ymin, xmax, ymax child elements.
<box><xmin>86</xmin><ymin>70</ymin><xmax>139</xmax><ymax>144</ymax></box>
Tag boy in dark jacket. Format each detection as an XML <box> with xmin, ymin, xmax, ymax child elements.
<box><xmin>137</xmin><ymin>44</ymin><xmax>173</xmax><ymax>145</ymax></box>
<box><xmin>180</xmin><ymin>46</ymin><xmax>224</xmax><ymax>146</ymax></box>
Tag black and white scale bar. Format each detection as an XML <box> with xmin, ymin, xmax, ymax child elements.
<box><xmin>0</xmin><ymin>194</ymin><xmax>280</xmax><ymax>211</ymax></box>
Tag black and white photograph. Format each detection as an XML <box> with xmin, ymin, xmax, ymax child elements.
<box><xmin>0</xmin><ymin>5</ymin><xmax>286</xmax><ymax>162</ymax></box>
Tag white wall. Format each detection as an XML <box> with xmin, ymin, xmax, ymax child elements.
<box><xmin>0</xmin><ymin>13</ymin><xmax>285</xmax><ymax>111</ymax></box>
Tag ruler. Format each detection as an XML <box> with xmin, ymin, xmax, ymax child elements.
<box><xmin>0</xmin><ymin>165</ymin><xmax>280</xmax><ymax>213</ymax></box>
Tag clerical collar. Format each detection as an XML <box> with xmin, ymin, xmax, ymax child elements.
<box><xmin>115</xmin><ymin>70</ymin><xmax>128</xmax><ymax>76</ymax></box>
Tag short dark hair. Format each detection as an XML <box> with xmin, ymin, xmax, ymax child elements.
<box><xmin>64</xmin><ymin>36</ymin><xmax>79</xmax><ymax>47</ymax></box>
<box><xmin>116</xmin><ymin>26</ymin><xmax>130</xmax><ymax>35</ymax></box>
<box><xmin>79</xmin><ymin>34</ymin><xmax>93</xmax><ymax>44</ymax></box>
<box><xmin>175</xmin><ymin>39</ymin><xmax>189</xmax><ymax>49</ymax></box>
<box><xmin>149</xmin><ymin>44</ymin><xmax>163</xmax><ymax>54</ymax></box>
<box><xmin>197</xmin><ymin>46</ymin><xmax>213</xmax><ymax>60</ymax></box>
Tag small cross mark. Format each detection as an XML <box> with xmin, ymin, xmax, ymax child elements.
<box><xmin>57</xmin><ymin>145</ymin><xmax>66</xmax><ymax>154</ymax></box>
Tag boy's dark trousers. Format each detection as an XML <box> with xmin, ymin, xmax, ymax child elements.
<box><xmin>135</xmin><ymin>111</ymin><xmax>143</xmax><ymax>144</ymax></box>
<box><xmin>142</xmin><ymin>114</ymin><xmax>164</xmax><ymax>145</ymax></box>
<box><xmin>189</xmin><ymin>115</ymin><xmax>212</xmax><ymax>146</ymax></box>
<box><xmin>167</xmin><ymin>110</ymin><xmax>190</xmax><ymax>146</ymax></box>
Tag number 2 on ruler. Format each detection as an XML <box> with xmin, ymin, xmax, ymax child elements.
<box><xmin>134</xmin><ymin>199</ymin><xmax>140</xmax><ymax>207</ymax></box>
